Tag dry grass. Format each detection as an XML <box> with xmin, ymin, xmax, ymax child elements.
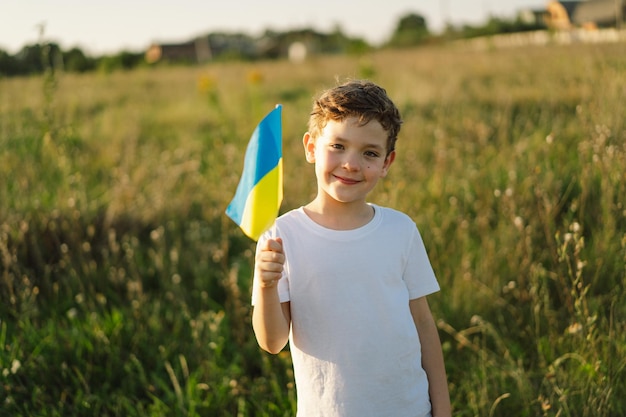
<box><xmin>1</xmin><ymin>42</ymin><xmax>624</xmax><ymax>416</ymax></box>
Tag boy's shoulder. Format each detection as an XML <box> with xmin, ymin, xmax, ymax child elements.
<box><xmin>276</xmin><ymin>206</ymin><xmax>305</xmax><ymax>222</ymax></box>
<box><xmin>372</xmin><ymin>204</ymin><xmax>415</xmax><ymax>226</ymax></box>
<box><xmin>273</xmin><ymin>207</ymin><xmax>307</xmax><ymax>231</ymax></box>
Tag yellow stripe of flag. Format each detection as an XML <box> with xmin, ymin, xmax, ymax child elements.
<box><xmin>225</xmin><ymin>105</ymin><xmax>283</xmax><ymax>241</ymax></box>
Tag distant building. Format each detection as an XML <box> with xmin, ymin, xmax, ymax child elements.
<box><xmin>145</xmin><ymin>33</ymin><xmax>258</xmax><ymax>64</ymax></box>
<box><xmin>545</xmin><ymin>0</ymin><xmax>626</xmax><ymax>29</ymax></box>
<box><xmin>145</xmin><ymin>28</ymin><xmax>351</xmax><ymax>64</ymax></box>
<box><xmin>145</xmin><ymin>38</ymin><xmax>211</xmax><ymax>63</ymax></box>
<box><xmin>573</xmin><ymin>0</ymin><xmax>625</xmax><ymax>28</ymax></box>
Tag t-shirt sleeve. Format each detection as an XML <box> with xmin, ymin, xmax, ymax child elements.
<box><xmin>250</xmin><ymin>231</ymin><xmax>291</xmax><ymax>306</ymax></box>
<box><xmin>403</xmin><ymin>227</ymin><xmax>440</xmax><ymax>299</ymax></box>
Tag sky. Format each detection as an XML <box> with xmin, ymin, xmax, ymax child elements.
<box><xmin>0</xmin><ymin>0</ymin><xmax>547</xmax><ymax>55</ymax></box>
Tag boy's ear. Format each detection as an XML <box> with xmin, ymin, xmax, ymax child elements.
<box><xmin>381</xmin><ymin>150</ymin><xmax>396</xmax><ymax>177</ymax></box>
<box><xmin>303</xmin><ymin>132</ymin><xmax>316</xmax><ymax>163</ymax></box>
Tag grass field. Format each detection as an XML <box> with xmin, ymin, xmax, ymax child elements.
<box><xmin>1</xmin><ymin>41</ymin><xmax>625</xmax><ymax>416</ymax></box>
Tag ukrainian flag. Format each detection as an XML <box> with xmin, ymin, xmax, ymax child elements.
<box><xmin>226</xmin><ymin>105</ymin><xmax>283</xmax><ymax>241</ymax></box>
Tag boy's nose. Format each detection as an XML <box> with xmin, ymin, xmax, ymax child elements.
<box><xmin>342</xmin><ymin>153</ymin><xmax>360</xmax><ymax>171</ymax></box>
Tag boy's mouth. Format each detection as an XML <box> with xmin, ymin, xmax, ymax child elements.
<box><xmin>333</xmin><ymin>174</ymin><xmax>361</xmax><ymax>185</ymax></box>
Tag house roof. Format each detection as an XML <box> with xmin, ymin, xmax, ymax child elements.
<box><xmin>572</xmin><ymin>0</ymin><xmax>625</xmax><ymax>25</ymax></box>
<box><xmin>559</xmin><ymin>1</ymin><xmax>585</xmax><ymax>17</ymax></box>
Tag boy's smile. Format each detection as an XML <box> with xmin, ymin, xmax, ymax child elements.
<box><xmin>303</xmin><ymin>117</ymin><xmax>395</xmax><ymax>212</ymax></box>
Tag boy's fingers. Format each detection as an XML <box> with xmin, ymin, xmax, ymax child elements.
<box><xmin>256</xmin><ymin>237</ymin><xmax>284</xmax><ymax>288</ymax></box>
<box><xmin>265</xmin><ymin>237</ymin><xmax>283</xmax><ymax>253</ymax></box>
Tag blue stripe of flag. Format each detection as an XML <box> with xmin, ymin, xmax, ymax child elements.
<box><xmin>226</xmin><ymin>105</ymin><xmax>282</xmax><ymax>225</ymax></box>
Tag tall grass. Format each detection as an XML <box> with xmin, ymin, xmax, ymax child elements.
<box><xmin>0</xmin><ymin>42</ymin><xmax>624</xmax><ymax>416</ymax></box>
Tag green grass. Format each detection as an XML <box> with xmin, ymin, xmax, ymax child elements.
<box><xmin>1</xmin><ymin>42</ymin><xmax>625</xmax><ymax>416</ymax></box>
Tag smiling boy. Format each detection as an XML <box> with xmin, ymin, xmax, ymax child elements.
<box><xmin>252</xmin><ymin>80</ymin><xmax>451</xmax><ymax>417</ymax></box>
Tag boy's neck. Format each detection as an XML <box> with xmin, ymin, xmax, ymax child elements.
<box><xmin>303</xmin><ymin>198</ymin><xmax>374</xmax><ymax>230</ymax></box>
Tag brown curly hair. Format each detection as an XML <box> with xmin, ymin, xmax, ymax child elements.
<box><xmin>308</xmin><ymin>80</ymin><xmax>403</xmax><ymax>155</ymax></box>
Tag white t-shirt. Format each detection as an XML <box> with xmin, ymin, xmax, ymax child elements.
<box><xmin>252</xmin><ymin>204</ymin><xmax>440</xmax><ymax>417</ymax></box>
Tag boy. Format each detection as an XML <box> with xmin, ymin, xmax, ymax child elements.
<box><xmin>252</xmin><ymin>80</ymin><xmax>451</xmax><ymax>417</ymax></box>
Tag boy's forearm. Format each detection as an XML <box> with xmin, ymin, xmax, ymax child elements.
<box><xmin>410</xmin><ymin>298</ymin><xmax>451</xmax><ymax>417</ymax></box>
<box><xmin>420</xmin><ymin>321</ymin><xmax>451</xmax><ymax>417</ymax></box>
<box><xmin>252</xmin><ymin>287</ymin><xmax>290</xmax><ymax>354</ymax></box>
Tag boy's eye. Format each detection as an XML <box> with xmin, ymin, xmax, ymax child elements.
<box><xmin>364</xmin><ymin>151</ymin><xmax>380</xmax><ymax>158</ymax></box>
<box><xmin>330</xmin><ymin>143</ymin><xmax>344</xmax><ymax>150</ymax></box>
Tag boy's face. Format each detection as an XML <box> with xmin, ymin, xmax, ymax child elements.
<box><xmin>303</xmin><ymin>117</ymin><xmax>395</xmax><ymax>206</ymax></box>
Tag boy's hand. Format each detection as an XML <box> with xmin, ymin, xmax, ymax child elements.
<box><xmin>255</xmin><ymin>237</ymin><xmax>285</xmax><ymax>288</ymax></box>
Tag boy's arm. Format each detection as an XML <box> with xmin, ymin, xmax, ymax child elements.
<box><xmin>252</xmin><ymin>238</ymin><xmax>291</xmax><ymax>354</ymax></box>
<box><xmin>410</xmin><ymin>296</ymin><xmax>452</xmax><ymax>417</ymax></box>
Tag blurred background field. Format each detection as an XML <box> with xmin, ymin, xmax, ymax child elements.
<box><xmin>1</xmin><ymin>42</ymin><xmax>625</xmax><ymax>416</ymax></box>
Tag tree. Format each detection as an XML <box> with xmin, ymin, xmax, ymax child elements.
<box><xmin>63</xmin><ymin>47</ymin><xmax>96</xmax><ymax>73</ymax></box>
<box><xmin>12</xmin><ymin>43</ymin><xmax>63</xmax><ymax>75</ymax></box>
<box><xmin>388</xmin><ymin>13</ymin><xmax>430</xmax><ymax>47</ymax></box>
<box><xmin>0</xmin><ymin>49</ymin><xmax>19</xmax><ymax>76</ymax></box>
<box><xmin>96</xmin><ymin>50</ymin><xmax>144</xmax><ymax>73</ymax></box>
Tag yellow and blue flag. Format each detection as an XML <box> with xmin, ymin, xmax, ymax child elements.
<box><xmin>226</xmin><ymin>105</ymin><xmax>283</xmax><ymax>241</ymax></box>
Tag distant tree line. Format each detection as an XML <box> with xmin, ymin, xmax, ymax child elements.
<box><xmin>0</xmin><ymin>42</ymin><xmax>145</xmax><ymax>77</ymax></box>
<box><xmin>445</xmin><ymin>16</ymin><xmax>546</xmax><ymax>40</ymax></box>
<box><xmin>0</xmin><ymin>13</ymin><xmax>544</xmax><ymax>77</ymax></box>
